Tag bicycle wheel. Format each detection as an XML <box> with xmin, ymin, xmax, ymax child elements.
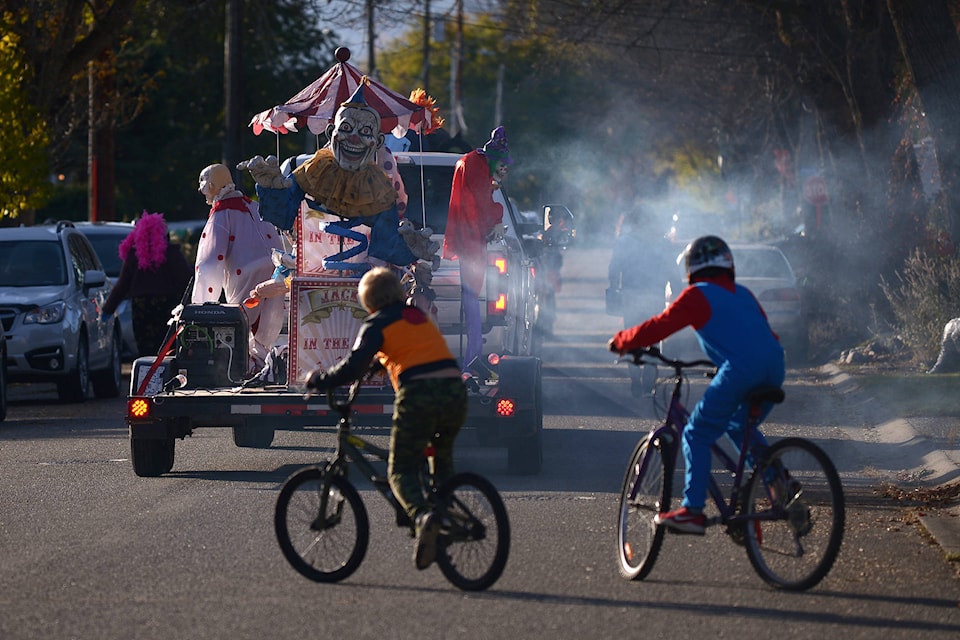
<box><xmin>742</xmin><ymin>437</ymin><xmax>844</xmax><ymax>590</ymax></box>
<box><xmin>617</xmin><ymin>433</ymin><xmax>672</xmax><ymax>580</ymax></box>
<box><xmin>274</xmin><ymin>467</ymin><xmax>370</xmax><ymax>583</ymax></box>
<box><xmin>434</xmin><ymin>472</ymin><xmax>510</xmax><ymax>591</ymax></box>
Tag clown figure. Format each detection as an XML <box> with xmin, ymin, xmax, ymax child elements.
<box><xmin>245</xmin><ymin>82</ymin><xmax>416</xmax><ymax>270</ymax></box>
<box><xmin>442</xmin><ymin>126</ymin><xmax>512</xmax><ymax>373</ymax></box>
<box><xmin>194</xmin><ymin>163</ymin><xmax>285</xmax><ymax>372</ymax></box>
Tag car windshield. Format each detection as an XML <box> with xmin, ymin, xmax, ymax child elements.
<box><xmin>398</xmin><ymin>163</ymin><xmax>454</xmax><ymax>234</ymax></box>
<box><xmin>0</xmin><ymin>240</ymin><xmax>68</xmax><ymax>286</ymax></box>
<box><xmin>397</xmin><ymin>162</ymin><xmax>523</xmax><ymax>235</ymax></box>
<box><xmin>83</xmin><ymin>233</ymin><xmax>126</xmax><ymax>278</ymax></box>
<box><xmin>734</xmin><ymin>248</ymin><xmax>793</xmax><ymax>280</ymax></box>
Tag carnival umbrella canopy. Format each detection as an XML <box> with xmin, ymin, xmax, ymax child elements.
<box><xmin>249</xmin><ymin>47</ymin><xmax>428</xmax><ymax>138</ymax></box>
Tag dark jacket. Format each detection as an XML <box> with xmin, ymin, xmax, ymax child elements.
<box><xmin>102</xmin><ymin>243</ymin><xmax>192</xmax><ymax>316</ymax></box>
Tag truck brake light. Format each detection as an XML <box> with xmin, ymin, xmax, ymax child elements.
<box><xmin>486</xmin><ymin>251</ymin><xmax>508</xmax><ymax>322</ymax></box>
<box><xmin>488</xmin><ymin>293</ymin><xmax>506</xmax><ymax>314</ymax></box>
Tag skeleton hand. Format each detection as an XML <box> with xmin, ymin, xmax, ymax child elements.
<box><xmin>237</xmin><ymin>155</ymin><xmax>292</xmax><ymax>189</ymax></box>
<box><xmin>487</xmin><ymin>223</ymin><xmax>508</xmax><ymax>242</ymax></box>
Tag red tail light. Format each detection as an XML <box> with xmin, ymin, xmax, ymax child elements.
<box><xmin>486</xmin><ymin>251</ymin><xmax>509</xmax><ymax>321</ymax></box>
<box><xmin>488</xmin><ymin>293</ymin><xmax>506</xmax><ymax>314</ymax></box>
<box><xmin>128</xmin><ymin>397</ymin><xmax>151</xmax><ymax>419</ymax></box>
<box><xmin>496</xmin><ymin>398</ymin><xmax>515</xmax><ymax>417</ymax></box>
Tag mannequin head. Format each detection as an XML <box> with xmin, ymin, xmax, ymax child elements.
<box><xmin>198</xmin><ymin>164</ymin><xmax>235</xmax><ymax>205</ymax></box>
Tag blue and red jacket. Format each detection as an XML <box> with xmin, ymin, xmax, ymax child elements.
<box><xmin>611</xmin><ymin>273</ymin><xmax>782</xmax><ymax>370</ymax></box>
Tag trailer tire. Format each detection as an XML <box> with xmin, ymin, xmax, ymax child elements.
<box><xmin>131</xmin><ymin>438</ymin><xmax>174</xmax><ymax>477</ymax></box>
<box><xmin>498</xmin><ymin>356</ymin><xmax>544</xmax><ymax>475</ymax></box>
<box><xmin>233</xmin><ymin>425</ymin><xmax>275</xmax><ymax>448</ymax></box>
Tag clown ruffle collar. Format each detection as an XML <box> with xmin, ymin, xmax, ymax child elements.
<box><xmin>292</xmin><ymin>149</ymin><xmax>397</xmax><ymax>218</ymax></box>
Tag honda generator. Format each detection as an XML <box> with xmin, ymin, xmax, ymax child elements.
<box><xmin>175</xmin><ymin>303</ymin><xmax>248</xmax><ymax>388</ymax></box>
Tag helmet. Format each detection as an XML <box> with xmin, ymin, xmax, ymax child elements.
<box><xmin>544</xmin><ymin>206</ymin><xmax>573</xmax><ymax>232</ymax></box>
<box><xmin>543</xmin><ymin>206</ymin><xmax>575</xmax><ymax>247</ymax></box>
<box><xmin>684</xmin><ymin>235</ymin><xmax>734</xmax><ymax>276</ymax></box>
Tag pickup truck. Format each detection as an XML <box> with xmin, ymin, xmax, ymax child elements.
<box><xmin>125</xmin><ymin>151</ymin><xmax>571</xmax><ymax>477</ymax></box>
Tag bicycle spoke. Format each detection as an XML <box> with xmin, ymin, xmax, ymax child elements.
<box><xmin>435</xmin><ymin>473</ymin><xmax>510</xmax><ymax>591</ymax></box>
<box><xmin>275</xmin><ymin>468</ymin><xmax>370</xmax><ymax>583</ymax></box>
<box><xmin>743</xmin><ymin>438</ymin><xmax>844</xmax><ymax>590</ymax></box>
<box><xmin>617</xmin><ymin>436</ymin><xmax>670</xmax><ymax>580</ymax></box>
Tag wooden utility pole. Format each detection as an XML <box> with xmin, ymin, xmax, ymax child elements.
<box><xmin>450</xmin><ymin>0</ymin><xmax>466</xmax><ymax>136</ymax></box>
<box><xmin>422</xmin><ymin>0</ymin><xmax>431</xmax><ymax>95</ymax></box>
<box><xmin>367</xmin><ymin>0</ymin><xmax>376</xmax><ymax>76</ymax></box>
<box><xmin>88</xmin><ymin>55</ymin><xmax>116</xmax><ymax>222</ymax></box>
<box><xmin>224</xmin><ymin>0</ymin><xmax>242</xmax><ymax>183</ymax></box>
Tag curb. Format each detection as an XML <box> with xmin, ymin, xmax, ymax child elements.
<box><xmin>819</xmin><ymin>363</ymin><xmax>960</xmax><ymax>562</ymax></box>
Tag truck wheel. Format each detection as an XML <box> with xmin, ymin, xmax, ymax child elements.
<box><xmin>507</xmin><ymin>384</ymin><xmax>543</xmax><ymax>474</ymax></box>
<box><xmin>499</xmin><ymin>356</ymin><xmax>544</xmax><ymax>475</ymax></box>
<box><xmin>476</xmin><ymin>423</ymin><xmax>500</xmax><ymax>447</ymax></box>
<box><xmin>233</xmin><ymin>425</ymin><xmax>275</xmax><ymax>448</ymax></box>
<box><xmin>131</xmin><ymin>438</ymin><xmax>175</xmax><ymax>477</ymax></box>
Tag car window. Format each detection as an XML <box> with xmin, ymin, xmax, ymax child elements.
<box><xmin>398</xmin><ymin>164</ymin><xmax>454</xmax><ymax>233</ymax></box>
<box><xmin>67</xmin><ymin>234</ymin><xmax>103</xmax><ymax>286</ymax></box>
<box><xmin>734</xmin><ymin>249</ymin><xmax>793</xmax><ymax>280</ymax></box>
<box><xmin>84</xmin><ymin>233</ymin><xmax>125</xmax><ymax>278</ymax></box>
<box><xmin>0</xmin><ymin>240</ymin><xmax>67</xmax><ymax>286</ymax></box>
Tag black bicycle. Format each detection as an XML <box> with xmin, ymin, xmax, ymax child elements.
<box><xmin>616</xmin><ymin>347</ymin><xmax>844</xmax><ymax>590</ymax></box>
<box><xmin>274</xmin><ymin>377</ymin><xmax>510</xmax><ymax>591</ymax></box>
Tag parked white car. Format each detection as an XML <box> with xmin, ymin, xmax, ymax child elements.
<box><xmin>662</xmin><ymin>242</ymin><xmax>808</xmax><ymax>364</ymax></box>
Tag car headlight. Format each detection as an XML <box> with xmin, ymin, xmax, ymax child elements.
<box><xmin>24</xmin><ymin>301</ymin><xmax>66</xmax><ymax>324</ymax></box>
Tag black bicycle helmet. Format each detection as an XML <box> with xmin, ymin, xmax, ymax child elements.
<box><xmin>684</xmin><ymin>235</ymin><xmax>734</xmax><ymax>276</ymax></box>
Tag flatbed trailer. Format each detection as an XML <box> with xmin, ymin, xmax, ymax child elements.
<box><xmin>125</xmin><ymin>351</ymin><xmax>542</xmax><ymax>477</ymax></box>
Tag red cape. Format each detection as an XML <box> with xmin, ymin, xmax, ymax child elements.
<box><xmin>441</xmin><ymin>150</ymin><xmax>503</xmax><ymax>292</ymax></box>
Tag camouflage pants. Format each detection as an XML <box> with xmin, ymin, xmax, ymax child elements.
<box><xmin>389</xmin><ymin>377</ymin><xmax>467</xmax><ymax>520</ymax></box>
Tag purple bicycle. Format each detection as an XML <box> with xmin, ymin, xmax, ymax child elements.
<box><xmin>616</xmin><ymin>347</ymin><xmax>844</xmax><ymax>590</ymax></box>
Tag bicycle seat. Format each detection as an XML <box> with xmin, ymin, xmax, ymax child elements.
<box><xmin>745</xmin><ymin>386</ymin><xmax>785</xmax><ymax>405</ymax></box>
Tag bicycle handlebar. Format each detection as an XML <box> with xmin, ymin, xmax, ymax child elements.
<box><xmin>302</xmin><ymin>367</ymin><xmax>374</xmax><ymax>411</ymax></box>
<box><xmin>622</xmin><ymin>345</ymin><xmax>715</xmax><ymax>372</ymax></box>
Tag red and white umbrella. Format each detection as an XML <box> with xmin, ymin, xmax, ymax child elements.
<box><xmin>249</xmin><ymin>47</ymin><xmax>429</xmax><ymax>138</ymax></box>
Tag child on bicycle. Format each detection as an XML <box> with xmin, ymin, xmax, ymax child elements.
<box><xmin>608</xmin><ymin>235</ymin><xmax>785</xmax><ymax>534</ymax></box>
<box><xmin>305</xmin><ymin>267</ymin><xmax>467</xmax><ymax>568</ymax></box>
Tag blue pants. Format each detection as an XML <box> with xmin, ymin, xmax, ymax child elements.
<box><xmin>681</xmin><ymin>356</ymin><xmax>785</xmax><ymax>510</ymax></box>
<box><xmin>460</xmin><ymin>279</ymin><xmax>482</xmax><ymax>371</ymax></box>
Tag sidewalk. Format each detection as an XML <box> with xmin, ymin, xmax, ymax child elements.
<box><xmin>821</xmin><ymin>363</ymin><xmax>960</xmax><ymax>560</ymax></box>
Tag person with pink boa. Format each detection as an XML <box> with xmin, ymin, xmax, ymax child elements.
<box><xmin>102</xmin><ymin>212</ymin><xmax>193</xmax><ymax>357</ymax></box>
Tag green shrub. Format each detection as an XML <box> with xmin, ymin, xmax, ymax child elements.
<box><xmin>881</xmin><ymin>249</ymin><xmax>960</xmax><ymax>363</ymax></box>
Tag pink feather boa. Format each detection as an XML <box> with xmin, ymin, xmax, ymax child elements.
<box><xmin>119</xmin><ymin>211</ymin><xmax>169</xmax><ymax>271</ymax></box>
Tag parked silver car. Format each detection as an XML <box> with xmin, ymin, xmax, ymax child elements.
<box><xmin>0</xmin><ymin>221</ymin><xmax>122</xmax><ymax>402</ymax></box>
<box><xmin>74</xmin><ymin>221</ymin><xmax>139</xmax><ymax>360</ymax></box>
<box><xmin>662</xmin><ymin>242</ymin><xmax>808</xmax><ymax>364</ymax></box>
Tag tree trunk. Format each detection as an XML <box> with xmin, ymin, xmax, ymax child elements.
<box><xmin>887</xmin><ymin>0</ymin><xmax>960</xmax><ymax>244</ymax></box>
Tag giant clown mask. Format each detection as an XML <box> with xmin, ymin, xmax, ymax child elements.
<box><xmin>328</xmin><ymin>101</ymin><xmax>384</xmax><ymax>172</ymax></box>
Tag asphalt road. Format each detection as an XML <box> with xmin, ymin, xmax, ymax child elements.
<box><xmin>0</xmin><ymin>243</ymin><xmax>958</xmax><ymax>640</ymax></box>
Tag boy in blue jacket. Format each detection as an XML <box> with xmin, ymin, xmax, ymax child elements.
<box><xmin>608</xmin><ymin>236</ymin><xmax>785</xmax><ymax>534</ymax></box>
